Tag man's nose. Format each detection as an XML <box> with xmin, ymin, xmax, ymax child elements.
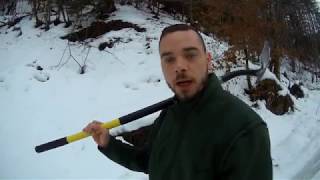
<box><xmin>175</xmin><ymin>57</ymin><xmax>187</xmax><ymax>73</ymax></box>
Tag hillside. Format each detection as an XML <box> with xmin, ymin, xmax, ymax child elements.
<box><xmin>1</xmin><ymin>4</ymin><xmax>320</xmax><ymax>179</ymax></box>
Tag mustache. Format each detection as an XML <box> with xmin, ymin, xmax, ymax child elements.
<box><xmin>176</xmin><ymin>72</ymin><xmax>191</xmax><ymax>82</ymax></box>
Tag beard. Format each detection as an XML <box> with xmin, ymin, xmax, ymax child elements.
<box><xmin>167</xmin><ymin>71</ymin><xmax>208</xmax><ymax>102</ymax></box>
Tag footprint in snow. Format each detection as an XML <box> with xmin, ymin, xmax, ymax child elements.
<box><xmin>34</xmin><ymin>72</ymin><xmax>50</xmax><ymax>82</ymax></box>
<box><xmin>0</xmin><ymin>76</ymin><xmax>4</xmax><ymax>82</ymax></box>
<box><xmin>123</xmin><ymin>82</ymin><xmax>139</xmax><ymax>90</ymax></box>
<box><xmin>26</xmin><ymin>61</ymin><xmax>43</xmax><ymax>71</ymax></box>
<box><xmin>81</xmin><ymin>144</ymin><xmax>86</xmax><ymax>151</ymax></box>
<box><xmin>143</xmin><ymin>75</ymin><xmax>161</xmax><ymax>84</ymax></box>
<box><xmin>0</xmin><ymin>76</ymin><xmax>7</xmax><ymax>90</ymax></box>
<box><xmin>118</xmin><ymin>172</ymin><xmax>131</xmax><ymax>178</ymax></box>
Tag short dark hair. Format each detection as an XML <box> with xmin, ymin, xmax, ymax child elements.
<box><xmin>159</xmin><ymin>24</ymin><xmax>207</xmax><ymax>52</ymax></box>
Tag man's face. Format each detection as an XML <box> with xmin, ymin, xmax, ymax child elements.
<box><xmin>159</xmin><ymin>30</ymin><xmax>211</xmax><ymax>101</ymax></box>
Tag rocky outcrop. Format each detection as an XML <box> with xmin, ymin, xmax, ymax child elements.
<box><xmin>246</xmin><ymin>79</ymin><xmax>294</xmax><ymax>115</ymax></box>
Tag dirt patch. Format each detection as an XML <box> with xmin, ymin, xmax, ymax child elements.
<box><xmin>61</xmin><ymin>20</ymin><xmax>146</xmax><ymax>42</ymax></box>
<box><xmin>245</xmin><ymin>79</ymin><xmax>294</xmax><ymax>115</ymax></box>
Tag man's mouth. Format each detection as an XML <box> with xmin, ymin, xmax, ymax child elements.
<box><xmin>176</xmin><ymin>80</ymin><xmax>193</xmax><ymax>88</ymax></box>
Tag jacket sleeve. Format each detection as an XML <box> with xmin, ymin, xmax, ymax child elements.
<box><xmin>98</xmin><ymin>136</ymin><xmax>150</xmax><ymax>173</ymax></box>
<box><xmin>219</xmin><ymin>123</ymin><xmax>273</xmax><ymax>180</ymax></box>
<box><xmin>97</xmin><ymin>109</ymin><xmax>167</xmax><ymax>174</ymax></box>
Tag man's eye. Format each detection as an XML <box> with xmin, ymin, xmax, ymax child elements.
<box><xmin>164</xmin><ymin>57</ymin><xmax>175</xmax><ymax>63</ymax></box>
<box><xmin>185</xmin><ymin>53</ymin><xmax>197</xmax><ymax>59</ymax></box>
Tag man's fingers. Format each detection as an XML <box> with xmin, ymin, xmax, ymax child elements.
<box><xmin>83</xmin><ymin>121</ymin><xmax>103</xmax><ymax>133</ymax></box>
<box><xmin>82</xmin><ymin>121</ymin><xmax>109</xmax><ymax>147</ymax></box>
<box><xmin>92</xmin><ymin>120</ymin><xmax>102</xmax><ymax>124</ymax></box>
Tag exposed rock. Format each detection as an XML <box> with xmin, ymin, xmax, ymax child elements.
<box><xmin>99</xmin><ymin>42</ymin><xmax>113</xmax><ymax>50</ymax></box>
<box><xmin>98</xmin><ymin>37</ymin><xmax>122</xmax><ymax>50</ymax></box>
<box><xmin>245</xmin><ymin>79</ymin><xmax>294</xmax><ymax>115</ymax></box>
<box><xmin>289</xmin><ymin>83</ymin><xmax>304</xmax><ymax>99</ymax></box>
<box><xmin>36</xmin><ymin>66</ymin><xmax>43</xmax><ymax>71</ymax></box>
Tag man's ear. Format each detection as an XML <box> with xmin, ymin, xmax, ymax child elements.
<box><xmin>207</xmin><ymin>52</ymin><xmax>212</xmax><ymax>62</ymax></box>
<box><xmin>207</xmin><ymin>52</ymin><xmax>214</xmax><ymax>73</ymax></box>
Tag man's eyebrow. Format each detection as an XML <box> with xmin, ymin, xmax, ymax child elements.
<box><xmin>160</xmin><ymin>52</ymin><xmax>173</xmax><ymax>58</ymax></box>
<box><xmin>183</xmin><ymin>47</ymin><xmax>199</xmax><ymax>52</ymax></box>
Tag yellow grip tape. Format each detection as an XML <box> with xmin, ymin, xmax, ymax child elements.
<box><xmin>66</xmin><ymin>119</ymin><xmax>121</xmax><ymax>143</ymax></box>
<box><xmin>101</xmin><ymin>119</ymin><xmax>121</xmax><ymax>129</ymax></box>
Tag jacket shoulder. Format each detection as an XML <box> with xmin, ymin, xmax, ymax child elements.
<box><xmin>219</xmin><ymin>90</ymin><xmax>264</xmax><ymax>124</ymax></box>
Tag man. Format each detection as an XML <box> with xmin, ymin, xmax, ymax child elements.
<box><xmin>83</xmin><ymin>24</ymin><xmax>273</xmax><ymax>180</ymax></box>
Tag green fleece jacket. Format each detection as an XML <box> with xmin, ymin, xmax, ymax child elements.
<box><xmin>99</xmin><ymin>73</ymin><xmax>273</xmax><ymax>180</ymax></box>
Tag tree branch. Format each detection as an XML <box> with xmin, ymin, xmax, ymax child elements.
<box><xmin>68</xmin><ymin>43</ymin><xmax>82</xmax><ymax>68</ymax></box>
<box><xmin>78</xmin><ymin>42</ymin><xmax>124</xmax><ymax>65</ymax></box>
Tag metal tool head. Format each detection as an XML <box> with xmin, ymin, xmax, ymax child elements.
<box><xmin>256</xmin><ymin>41</ymin><xmax>271</xmax><ymax>81</ymax></box>
<box><xmin>218</xmin><ymin>40</ymin><xmax>272</xmax><ymax>83</ymax></box>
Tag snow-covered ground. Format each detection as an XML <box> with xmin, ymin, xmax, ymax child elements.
<box><xmin>1</xmin><ymin>4</ymin><xmax>320</xmax><ymax>180</ymax></box>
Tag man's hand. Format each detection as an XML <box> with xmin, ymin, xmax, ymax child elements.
<box><xmin>83</xmin><ymin>121</ymin><xmax>110</xmax><ymax>148</ymax></box>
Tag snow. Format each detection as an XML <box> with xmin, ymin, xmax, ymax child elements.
<box><xmin>1</xmin><ymin>4</ymin><xmax>320</xmax><ymax>180</ymax></box>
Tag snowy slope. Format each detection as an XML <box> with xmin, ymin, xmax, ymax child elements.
<box><xmin>1</xmin><ymin>4</ymin><xmax>320</xmax><ymax>180</ymax></box>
